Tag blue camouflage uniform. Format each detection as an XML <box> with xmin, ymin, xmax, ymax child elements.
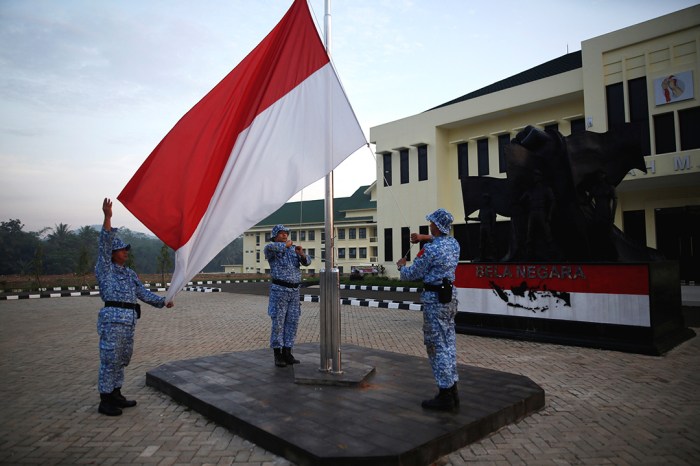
<box><xmin>95</xmin><ymin>227</ymin><xmax>165</xmax><ymax>394</ymax></box>
<box><xmin>265</xmin><ymin>226</ymin><xmax>312</xmax><ymax>349</ymax></box>
<box><xmin>400</xmin><ymin>212</ymin><xmax>461</xmax><ymax>390</ymax></box>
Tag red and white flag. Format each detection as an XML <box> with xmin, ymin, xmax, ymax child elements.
<box><xmin>118</xmin><ymin>0</ymin><xmax>366</xmax><ymax>300</ymax></box>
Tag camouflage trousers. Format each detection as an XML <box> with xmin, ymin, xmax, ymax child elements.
<box><xmin>268</xmin><ymin>286</ymin><xmax>301</xmax><ymax>348</ymax></box>
<box><xmin>422</xmin><ymin>299</ymin><xmax>459</xmax><ymax>389</ymax></box>
<box><xmin>97</xmin><ymin>319</ymin><xmax>135</xmax><ymax>394</ymax></box>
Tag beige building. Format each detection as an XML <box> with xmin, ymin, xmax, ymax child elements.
<box><xmin>370</xmin><ymin>5</ymin><xmax>700</xmax><ymax>282</ymax></box>
<box><xmin>242</xmin><ymin>185</ymin><xmax>379</xmax><ymax>275</ymax></box>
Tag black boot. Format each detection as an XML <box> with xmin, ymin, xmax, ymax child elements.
<box><xmin>273</xmin><ymin>348</ymin><xmax>287</xmax><ymax>367</ymax></box>
<box><xmin>112</xmin><ymin>388</ymin><xmax>137</xmax><ymax>408</ymax></box>
<box><xmin>98</xmin><ymin>393</ymin><xmax>123</xmax><ymax>416</ymax></box>
<box><xmin>450</xmin><ymin>384</ymin><xmax>460</xmax><ymax>407</ymax></box>
<box><xmin>421</xmin><ymin>385</ymin><xmax>457</xmax><ymax>411</ymax></box>
<box><xmin>282</xmin><ymin>347</ymin><xmax>300</xmax><ymax>365</ymax></box>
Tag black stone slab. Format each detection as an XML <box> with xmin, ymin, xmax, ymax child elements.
<box><xmin>456</xmin><ymin>261</ymin><xmax>695</xmax><ymax>355</ymax></box>
<box><xmin>146</xmin><ymin>343</ymin><xmax>544</xmax><ymax>466</ymax></box>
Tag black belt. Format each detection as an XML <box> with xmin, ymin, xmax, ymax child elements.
<box><xmin>424</xmin><ymin>280</ymin><xmax>452</xmax><ymax>292</ymax></box>
<box><xmin>104</xmin><ymin>301</ymin><xmax>141</xmax><ymax>318</ymax></box>
<box><xmin>272</xmin><ymin>279</ymin><xmax>300</xmax><ymax>288</ymax></box>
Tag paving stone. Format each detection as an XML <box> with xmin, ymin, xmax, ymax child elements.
<box><xmin>0</xmin><ymin>292</ymin><xmax>698</xmax><ymax>465</ymax></box>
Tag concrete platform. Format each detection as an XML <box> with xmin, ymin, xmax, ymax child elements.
<box><xmin>146</xmin><ymin>343</ymin><xmax>544</xmax><ymax>466</ymax></box>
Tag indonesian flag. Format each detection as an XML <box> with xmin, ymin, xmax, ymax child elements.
<box><xmin>118</xmin><ymin>0</ymin><xmax>366</xmax><ymax>301</ymax></box>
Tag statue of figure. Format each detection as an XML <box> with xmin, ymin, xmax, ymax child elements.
<box><xmin>519</xmin><ymin>170</ymin><xmax>555</xmax><ymax>260</ymax></box>
<box><xmin>586</xmin><ymin>171</ymin><xmax>618</xmax><ymax>260</ymax></box>
<box><xmin>459</xmin><ymin>123</ymin><xmax>651</xmax><ymax>263</ymax></box>
<box><xmin>589</xmin><ymin>171</ymin><xmax>617</xmax><ymax>228</ymax></box>
<box><xmin>478</xmin><ymin>193</ymin><xmax>497</xmax><ymax>261</ymax></box>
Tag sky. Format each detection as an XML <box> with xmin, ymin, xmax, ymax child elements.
<box><xmin>1</xmin><ymin>0</ymin><xmax>696</xmax><ymax>234</ymax></box>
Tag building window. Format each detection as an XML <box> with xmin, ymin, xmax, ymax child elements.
<box><xmin>400</xmin><ymin>149</ymin><xmax>409</xmax><ymax>184</ymax></box>
<box><xmin>383</xmin><ymin>152</ymin><xmax>392</xmax><ymax>187</ymax></box>
<box><xmin>606</xmin><ymin>82</ymin><xmax>625</xmax><ymax>130</ymax></box>
<box><xmin>256</xmin><ymin>234</ymin><xmax>260</xmax><ymax>246</ymax></box>
<box><xmin>308</xmin><ymin>230</ymin><xmax>315</xmax><ymax>241</ymax></box>
<box><xmin>384</xmin><ymin>228</ymin><xmax>393</xmax><ymax>261</ymax></box>
<box><xmin>359</xmin><ymin>227</ymin><xmax>366</xmax><ymax>239</ymax></box>
<box><xmin>497</xmin><ymin>134</ymin><xmax>510</xmax><ymax>173</ymax></box>
<box><xmin>349</xmin><ymin>248</ymin><xmax>357</xmax><ymax>259</ymax></box>
<box><xmin>338</xmin><ymin>248</ymin><xmax>345</xmax><ymax>259</ymax></box>
<box><xmin>321</xmin><ymin>230</ymin><xmax>325</xmax><ymax>243</ymax></box>
<box><xmin>570</xmin><ymin>117</ymin><xmax>585</xmax><ymax>134</ymax></box>
<box><xmin>401</xmin><ymin>227</ymin><xmax>411</xmax><ymax>262</ymax></box>
<box><xmin>417</xmin><ymin>145</ymin><xmax>428</xmax><ymax>181</ymax></box>
<box><xmin>256</xmin><ymin>251</ymin><xmax>260</xmax><ymax>262</ymax></box>
<box><xmin>307</xmin><ymin>248</ymin><xmax>315</xmax><ymax>259</ymax></box>
<box><xmin>349</xmin><ymin>228</ymin><xmax>356</xmax><ymax>240</ymax></box>
<box><xmin>654</xmin><ymin>112</ymin><xmax>676</xmax><ymax>155</ymax></box>
<box><xmin>300</xmin><ymin>231</ymin><xmax>306</xmax><ymax>241</ymax></box>
<box><xmin>623</xmin><ymin>210</ymin><xmax>646</xmax><ymax>247</ymax></box>
<box><xmin>360</xmin><ymin>247</ymin><xmax>367</xmax><ymax>259</ymax></box>
<box><xmin>419</xmin><ymin>225</ymin><xmax>430</xmax><ymax>250</ymax></box>
<box><xmin>291</xmin><ymin>231</ymin><xmax>297</xmax><ymax>241</ymax></box>
<box><xmin>477</xmin><ymin>138</ymin><xmax>489</xmax><ymax>176</ymax></box>
<box><xmin>544</xmin><ymin>123</ymin><xmax>559</xmax><ymax>134</ymax></box>
<box><xmin>628</xmin><ymin>77</ymin><xmax>650</xmax><ymax>156</ymax></box>
<box><xmin>679</xmin><ymin>106</ymin><xmax>700</xmax><ymax>150</ymax></box>
<box><xmin>457</xmin><ymin>142</ymin><xmax>469</xmax><ymax>179</ymax></box>
<box><xmin>338</xmin><ymin>228</ymin><xmax>345</xmax><ymax>240</ymax></box>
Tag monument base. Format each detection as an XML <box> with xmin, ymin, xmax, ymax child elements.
<box><xmin>455</xmin><ymin>261</ymin><xmax>695</xmax><ymax>355</ymax></box>
<box><xmin>146</xmin><ymin>343</ymin><xmax>544</xmax><ymax>466</ymax></box>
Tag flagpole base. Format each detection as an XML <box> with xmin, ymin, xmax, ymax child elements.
<box><xmin>319</xmin><ymin>268</ymin><xmax>341</xmax><ymax>373</ymax></box>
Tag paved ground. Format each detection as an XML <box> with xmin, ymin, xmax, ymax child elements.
<box><xmin>0</xmin><ymin>291</ymin><xmax>698</xmax><ymax>465</ymax></box>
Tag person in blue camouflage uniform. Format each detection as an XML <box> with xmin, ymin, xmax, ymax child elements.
<box><xmin>397</xmin><ymin>208</ymin><xmax>461</xmax><ymax>411</ymax></box>
<box><xmin>95</xmin><ymin>198</ymin><xmax>174</xmax><ymax>416</ymax></box>
<box><xmin>265</xmin><ymin>224</ymin><xmax>311</xmax><ymax>367</ymax></box>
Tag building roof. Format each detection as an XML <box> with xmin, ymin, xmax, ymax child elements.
<box><xmin>254</xmin><ymin>185</ymin><xmax>375</xmax><ymax>229</ymax></box>
<box><xmin>428</xmin><ymin>51</ymin><xmax>582</xmax><ymax>111</ymax></box>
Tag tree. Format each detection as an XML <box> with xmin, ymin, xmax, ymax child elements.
<box><xmin>74</xmin><ymin>226</ymin><xmax>97</xmax><ymax>285</ymax></box>
<box><xmin>48</xmin><ymin>223</ymin><xmax>72</xmax><ymax>243</ymax></box>
<box><xmin>76</xmin><ymin>225</ymin><xmax>98</xmax><ymax>250</ymax></box>
<box><xmin>156</xmin><ymin>243</ymin><xmax>174</xmax><ymax>284</ymax></box>
<box><xmin>30</xmin><ymin>244</ymin><xmax>44</xmax><ymax>287</ymax></box>
<box><xmin>0</xmin><ymin>219</ymin><xmax>42</xmax><ymax>275</ymax></box>
<box><xmin>44</xmin><ymin>223</ymin><xmax>79</xmax><ymax>274</ymax></box>
<box><xmin>0</xmin><ymin>219</ymin><xmax>246</xmax><ymax>276</ymax></box>
<box><xmin>75</xmin><ymin>246</ymin><xmax>92</xmax><ymax>287</ymax></box>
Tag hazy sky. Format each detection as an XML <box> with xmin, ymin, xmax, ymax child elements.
<box><xmin>1</xmin><ymin>0</ymin><xmax>696</xmax><ymax>233</ymax></box>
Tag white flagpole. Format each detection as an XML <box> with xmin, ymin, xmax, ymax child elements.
<box><xmin>319</xmin><ymin>0</ymin><xmax>342</xmax><ymax>374</ymax></box>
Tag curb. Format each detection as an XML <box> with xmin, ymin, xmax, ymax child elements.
<box><xmin>301</xmin><ymin>294</ymin><xmax>422</xmax><ymax>311</ymax></box>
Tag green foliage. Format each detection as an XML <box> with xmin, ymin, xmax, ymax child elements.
<box><xmin>157</xmin><ymin>243</ymin><xmax>174</xmax><ymax>283</ymax></box>
<box><xmin>0</xmin><ymin>219</ymin><xmax>243</xmax><ymax>276</ymax></box>
<box><xmin>0</xmin><ymin>219</ymin><xmax>42</xmax><ymax>275</ymax></box>
<box><xmin>31</xmin><ymin>243</ymin><xmax>44</xmax><ymax>286</ymax></box>
<box><xmin>44</xmin><ymin>223</ymin><xmax>80</xmax><ymax>274</ymax></box>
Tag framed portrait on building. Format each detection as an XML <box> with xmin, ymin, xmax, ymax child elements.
<box><xmin>653</xmin><ymin>71</ymin><xmax>694</xmax><ymax>106</ymax></box>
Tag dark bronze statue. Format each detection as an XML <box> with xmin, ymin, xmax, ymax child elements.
<box><xmin>478</xmin><ymin>193</ymin><xmax>497</xmax><ymax>261</ymax></box>
<box><xmin>461</xmin><ymin>123</ymin><xmax>661</xmax><ymax>262</ymax></box>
